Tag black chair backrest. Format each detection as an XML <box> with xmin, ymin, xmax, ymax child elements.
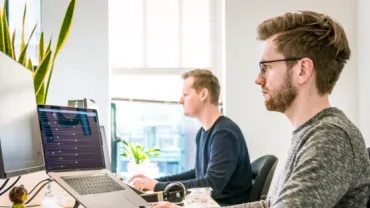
<box><xmin>246</xmin><ymin>155</ymin><xmax>278</xmax><ymax>203</ymax></box>
<box><xmin>367</xmin><ymin>147</ymin><xmax>370</xmax><ymax>208</ymax></box>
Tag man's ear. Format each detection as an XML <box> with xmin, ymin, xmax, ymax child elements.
<box><xmin>200</xmin><ymin>88</ymin><xmax>209</xmax><ymax>102</ymax></box>
<box><xmin>296</xmin><ymin>57</ymin><xmax>314</xmax><ymax>84</ymax></box>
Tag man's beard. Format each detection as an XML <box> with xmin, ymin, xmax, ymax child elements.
<box><xmin>265</xmin><ymin>73</ymin><xmax>297</xmax><ymax>113</ymax></box>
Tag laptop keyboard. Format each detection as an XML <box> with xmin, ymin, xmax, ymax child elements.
<box><xmin>62</xmin><ymin>174</ymin><xmax>125</xmax><ymax>195</ymax></box>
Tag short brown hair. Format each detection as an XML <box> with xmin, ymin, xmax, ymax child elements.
<box><xmin>257</xmin><ymin>11</ymin><xmax>351</xmax><ymax>95</ymax></box>
<box><xmin>182</xmin><ymin>69</ymin><xmax>220</xmax><ymax>105</ymax></box>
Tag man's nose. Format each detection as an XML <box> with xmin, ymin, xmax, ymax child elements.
<box><xmin>255</xmin><ymin>73</ymin><xmax>265</xmax><ymax>86</ymax></box>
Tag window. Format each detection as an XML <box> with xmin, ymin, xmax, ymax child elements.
<box><xmin>109</xmin><ymin>0</ymin><xmax>220</xmax><ymax>71</ymax></box>
<box><xmin>7</xmin><ymin>0</ymin><xmax>41</xmax><ymax>65</ymax></box>
<box><xmin>112</xmin><ymin>101</ymin><xmax>200</xmax><ymax>178</ymax></box>
<box><xmin>109</xmin><ymin>0</ymin><xmax>222</xmax><ymax>177</ymax></box>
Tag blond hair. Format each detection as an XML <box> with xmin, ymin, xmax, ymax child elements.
<box><xmin>182</xmin><ymin>69</ymin><xmax>220</xmax><ymax>105</ymax></box>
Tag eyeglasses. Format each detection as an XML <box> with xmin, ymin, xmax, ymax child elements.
<box><xmin>259</xmin><ymin>57</ymin><xmax>302</xmax><ymax>78</ymax></box>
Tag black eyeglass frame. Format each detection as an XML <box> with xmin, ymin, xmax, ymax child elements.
<box><xmin>259</xmin><ymin>57</ymin><xmax>303</xmax><ymax>78</ymax></box>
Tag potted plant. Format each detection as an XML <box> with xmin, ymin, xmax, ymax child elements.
<box><xmin>120</xmin><ymin>140</ymin><xmax>160</xmax><ymax>177</ymax></box>
<box><xmin>0</xmin><ymin>0</ymin><xmax>76</xmax><ymax>104</ymax></box>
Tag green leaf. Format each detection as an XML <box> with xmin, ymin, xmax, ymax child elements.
<box><xmin>11</xmin><ymin>29</ymin><xmax>16</xmax><ymax>59</ymax></box>
<box><xmin>26</xmin><ymin>58</ymin><xmax>33</xmax><ymax>71</ymax></box>
<box><xmin>20</xmin><ymin>3</ymin><xmax>26</xmax><ymax>53</ymax></box>
<box><xmin>18</xmin><ymin>24</ymin><xmax>37</xmax><ymax>66</ymax></box>
<box><xmin>121</xmin><ymin>140</ymin><xmax>129</xmax><ymax>147</ymax></box>
<box><xmin>36</xmin><ymin>85</ymin><xmax>46</xmax><ymax>104</ymax></box>
<box><xmin>2</xmin><ymin>2</ymin><xmax>13</xmax><ymax>58</ymax></box>
<box><xmin>34</xmin><ymin>50</ymin><xmax>52</xmax><ymax>103</ymax></box>
<box><xmin>38</xmin><ymin>32</ymin><xmax>44</xmax><ymax>63</ymax></box>
<box><xmin>129</xmin><ymin>143</ymin><xmax>139</xmax><ymax>162</ymax></box>
<box><xmin>53</xmin><ymin>0</ymin><xmax>76</xmax><ymax>59</ymax></box>
<box><xmin>0</xmin><ymin>7</ymin><xmax>4</xmax><ymax>52</ymax></box>
<box><xmin>44</xmin><ymin>36</ymin><xmax>52</xmax><ymax>55</ymax></box>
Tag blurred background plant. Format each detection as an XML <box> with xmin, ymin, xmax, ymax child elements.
<box><xmin>120</xmin><ymin>140</ymin><xmax>160</xmax><ymax>164</ymax></box>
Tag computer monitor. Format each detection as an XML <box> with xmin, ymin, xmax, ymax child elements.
<box><xmin>0</xmin><ymin>52</ymin><xmax>45</xmax><ymax>179</ymax></box>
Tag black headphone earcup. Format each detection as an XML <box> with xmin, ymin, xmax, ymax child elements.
<box><xmin>163</xmin><ymin>182</ymin><xmax>187</xmax><ymax>203</ymax></box>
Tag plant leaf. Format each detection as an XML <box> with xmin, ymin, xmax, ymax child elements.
<box><xmin>34</xmin><ymin>50</ymin><xmax>52</xmax><ymax>102</ymax></box>
<box><xmin>53</xmin><ymin>0</ymin><xmax>76</xmax><ymax>59</ymax></box>
<box><xmin>26</xmin><ymin>57</ymin><xmax>33</xmax><ymax>71</ymax></box>
<box><xmin>20</xmin><ymin>3</ymin><xmax>27</xmax><ymax>53</ymax></box>
<box><xmin>36</xmin><ymin>85</ymin><xmax>46</xmax><ymax>104</ymax></box>
<box><xmin>18</xmin><ymin>24</ymin><xmax>37</xmax><ymax>66</ymax></box>
<box><xmin>11</xmin><ymin>29</ymin><xmax>16</xmax><ymax>59</ymax></box>
<box><xmin>121</xmin><ymin>140</ymin><xmax>129</xmax><ymax>147</ymax></box>
<box><xmin>2</xmin><ymin>2</ymin><xmax>13</xmax><ymax>58</ymax></box>
<box><xmin>44</xmin><ymin>36</ymin><xmax>52</xmax><ymax>55</ymax></box>
<box><xmin>38</xmin><ymin>32</ymin><xmax>44</xmax><ymax>63</ymax></box>
<box><xmin>0</xmin><ymin>6</ymin><xmax>4</xmax><ymax>52</ymax></box>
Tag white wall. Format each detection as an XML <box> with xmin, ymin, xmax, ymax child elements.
<box><xmin>41</xmin><ymin>0</ymin><xmax>110</xmax><ymax>134</ymax></box>
<box><xmin>223</xmin><ymin>0</ymin><xmax>359</xmax><ymax>163</ymax></box>
<box><xmin>358</xmin><ymin>0</ymin><xmax>370</xmax><ymax>144</ymax></box>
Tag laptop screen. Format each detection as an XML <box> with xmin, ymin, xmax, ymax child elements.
<box><xmin>37</xmin><ymin>105</ymin><xmax>105</xmax><ymax>172</ymax></box>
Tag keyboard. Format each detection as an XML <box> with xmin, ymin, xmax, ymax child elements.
<box><xmin>62</xmin><ymin>174</ymin><xmax>125</xmax><ymax>195</ymax></box>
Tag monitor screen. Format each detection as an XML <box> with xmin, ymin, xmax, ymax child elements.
<box><xmin>0</xmin><ymin>52</ymin><xmax>45</xmax><ymax>179</ymax></box>
<box><xmin>37</xmin><ymin>105</ymin><xmax>105</xmax><ymax>172</ymax></box>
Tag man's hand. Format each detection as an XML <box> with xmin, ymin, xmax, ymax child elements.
<box><xmin>127</xmin><ymin>174</ymin><xmax>158</xmax><ymax>191</ymax></box>
<box><xmin>150</xmin><ymin>202</ymin><xmax>181</xmax><ymax>208</ymax></box>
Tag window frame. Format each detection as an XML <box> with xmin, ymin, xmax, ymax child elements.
<box><xmin>110</xmin><ymin>0</ymin><xmax>223</xmax><ymax>78</ymax></box>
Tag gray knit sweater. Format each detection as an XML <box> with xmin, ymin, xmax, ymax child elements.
<box><xmin>226</xmin><ymin>107</ymin><xmax>370</xmax><ymax>208</ymax></box>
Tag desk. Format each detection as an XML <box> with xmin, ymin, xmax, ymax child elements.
<box><xmin>27</xmin><ymin>188</ymin><xmax>220</xmax><ymax>208</ymax></box>
<box><xmin>30</xmin><ymin>197</ymin><xmax>220</xmax><ymax>208</ymax></box>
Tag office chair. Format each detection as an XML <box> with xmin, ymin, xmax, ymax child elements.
<box><xmin>367</xmin><ymin>147</ymin><xmax>370</xmax><ymax>208</ymax></box>
<box><xmin>246</xmin><ymin>155</ymin><xmax>278</xmax><ymax>203</ymax></box>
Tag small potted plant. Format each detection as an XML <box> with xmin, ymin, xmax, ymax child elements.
<box><xmin>120</xmin><ymin>140</ymin><xmax>160</xmax><ymax>177</ymax></box>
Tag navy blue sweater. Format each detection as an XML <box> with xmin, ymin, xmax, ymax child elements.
<box><xmin>154</xmin><ymin>116</ymin><xmax>252</xmax><ymax>205</ymax></box>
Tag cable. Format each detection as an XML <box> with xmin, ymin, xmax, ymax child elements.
<box><xmin>28</xmin><ymin>178</ymin><xmax>52</xmax><ymax>195</ymax></box>
<box><xmin>0</xmin><ymin>179</ymin><xmax>9</xmax><ymax>192</ymax></box>
<box><xmin>0</xmin><ymin>176</ymin><xmax>21</xmax><ymax>196</ymax></box>
<box><xmin>24</xmin><ymin>180</ymin><xmax>53</xmax><ymax>205</ymax></box>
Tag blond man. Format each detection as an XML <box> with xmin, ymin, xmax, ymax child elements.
<box><xmin>129</xmin><ymin>69</ymin><xmax>253</xmax><ymax>206</ymax></box>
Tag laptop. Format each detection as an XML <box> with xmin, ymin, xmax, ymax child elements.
<box><xmin>37</xmin><ymin>104</ymin><xmax>149</xmax><ymax>208</ymax></box>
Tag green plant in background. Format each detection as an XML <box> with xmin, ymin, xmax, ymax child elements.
<box><xmin>0</xmin><ymin>0</ymin><xmax>76</xmax><ymax>104</ymax></box>
<box><xmin>120</xmin><ymin>140</ymin><xmax>160</xmax><ymax>165</ymax></box>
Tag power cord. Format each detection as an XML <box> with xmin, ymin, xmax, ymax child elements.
<box><xmin>0</xmin><ymin>176</ymin><xmax>21</xmax><ymax>196</ymax></box>
<box><xmin>25</xmin><ymin>179</ymin><xmax>54</xmax><ymax>205</ymax></box>
<box><xmin>28</xmin><ymin>178</ymin><xmax>52</xmax><ymax>195</ymax></box>
<box><xmin>0</xmin><ymin>179</ymin><xmax>9</xmax><ymax>192</ymax></box>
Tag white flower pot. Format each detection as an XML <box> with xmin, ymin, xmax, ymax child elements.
<box><xmin>127</xmin><ymin>161</ymin><xmax>159</xmax><ymax>178</ymax></box>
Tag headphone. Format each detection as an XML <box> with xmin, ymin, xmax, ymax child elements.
<box><xmin>163</xmin><ymin>182</ymin><xmax>187</xmax><ymax>203</ymax></box>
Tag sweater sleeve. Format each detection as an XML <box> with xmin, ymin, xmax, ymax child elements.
<box><xmin>269</xmin><ymin>124</ymin><xmax>354</xmax><ymax>208</ymax></box>
<box><xmin>155</xmin><ymin>169</ymin><xmax>196</xmax><ymax>182</ymax></box>
<box><xmin>155</xmin><ymin>130</ymin><xmax>240</xmax><ymax>197</ymax></box>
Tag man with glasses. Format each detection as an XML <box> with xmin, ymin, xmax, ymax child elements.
<box><xmin>151</xmin><ymin>10</ymin><xmax>370</xmax><ymax>208</ymax></box>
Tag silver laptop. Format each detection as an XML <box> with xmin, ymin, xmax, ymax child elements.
<box><xmin>37</xmin><ymin>104</ymin><xmax>149</xmax><ymax>208</ymax></box>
